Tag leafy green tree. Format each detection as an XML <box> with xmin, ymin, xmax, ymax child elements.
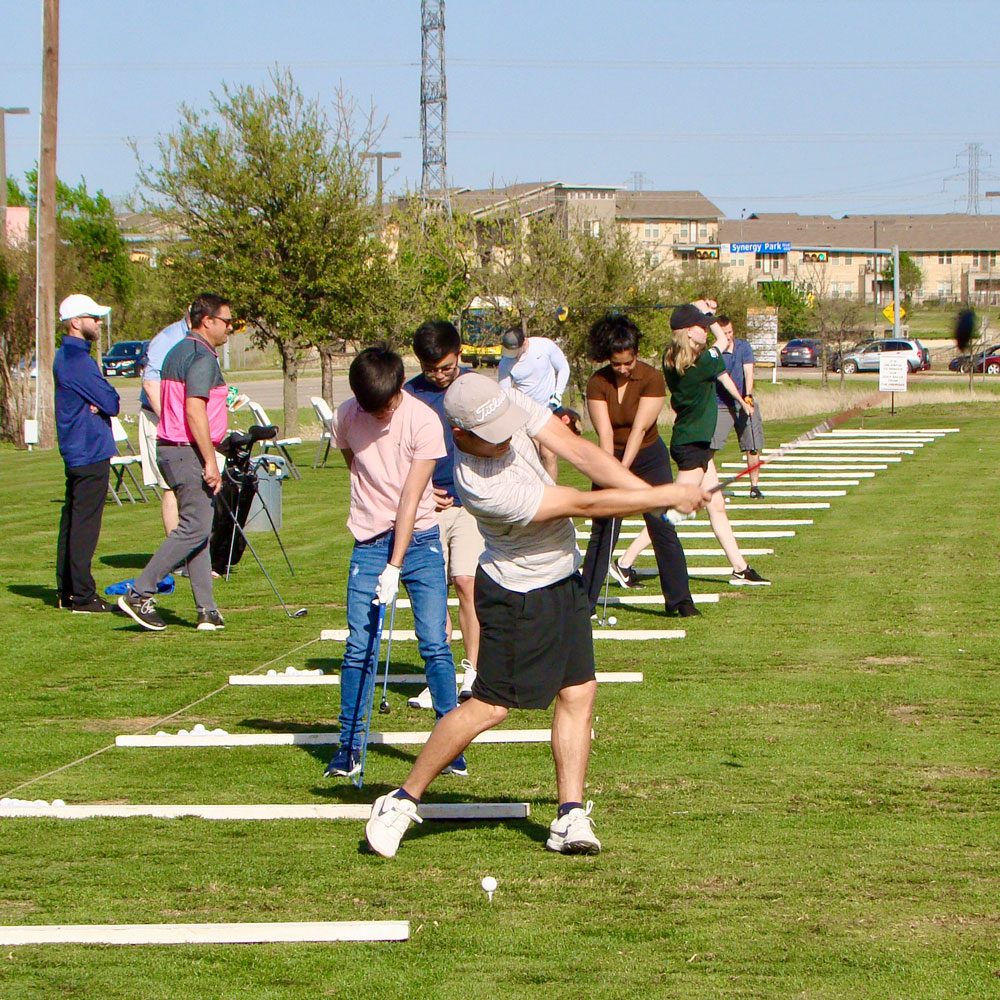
<box><xmin>881</xmin><ymin>251</ymin><xmax>923</xmax><ymax>299</ymax></box>
<box><xmin>136</xmin><ymin>70</ymin><xmax>384</xmax><ymax>433</ymax></box>
<box><xmin>758</xmin><ymin>280</ymin><xmax>812</xmax><ymax>335</ymax></box>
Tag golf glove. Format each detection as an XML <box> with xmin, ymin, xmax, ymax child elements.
<box><xmin>743</xmin><ymin>394</ymin><xmax>755</xmax><ymax>414</ymax></box>
<box><xmin>376</xmin><ymin>563</ymin><xmax>400</xmax><ymax>605</ymax></box>
<box><xmin>548</xmin><ymin>393</ymin><xmax>562</xmax><ymax>411</ymax></box>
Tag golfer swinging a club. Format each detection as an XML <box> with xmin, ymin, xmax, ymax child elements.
<box><xmin>365</xmin><ymin>373</ymin><xmax>710</xmax><ymax>858</ymax></box>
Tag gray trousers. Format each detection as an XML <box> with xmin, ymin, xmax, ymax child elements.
<box><xmin>133</xmin><ymin>444</ymin><xmax>217</xmax><ymax>611</ymax></box>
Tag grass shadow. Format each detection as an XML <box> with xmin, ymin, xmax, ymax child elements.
<box><xmin>8</xmin><ymin>583</ymin><xmax>59</xmax><ymax>608</ymax></box>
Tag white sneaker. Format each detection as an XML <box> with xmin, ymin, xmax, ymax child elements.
<box><xmin>407</xmin><ymin>686</ymin><xmax>433</xmax><ymax>710</ymax></box>
<box><xmin>365</xmin><ymin>792</ymin><xmax>423</xmax><ymax>858</ymax></box>
<box><xmin>458</xmin><ymin>659</ymin><xmax>476</xmax><ymax>702</ymax></box>
<box><xmin>545</xmin><ymin>801</ymin><xmax>601</xmax><ymax>855</ymax></box>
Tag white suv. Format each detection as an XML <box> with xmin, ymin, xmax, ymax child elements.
<box><xmin>838</xmin><ymin>338</ymin><xmax>928</xmax><ymax>374</ymax></box>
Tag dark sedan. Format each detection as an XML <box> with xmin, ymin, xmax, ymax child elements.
<box><xmin>102</xmin><ymin>340</ymin><xmax>149</xmax><ymax>378</ymax></box>
<box><xmin>950</xmin><ymin>344</ymin><xmax>1000</xmax><ymax>374</ymax></box>
<box><xmin>780</xmin><ymin>338</ymin><xmax>823</xmax><ymax>367</ymax></box>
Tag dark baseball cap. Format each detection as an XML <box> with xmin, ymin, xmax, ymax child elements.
<box><xmin>670</xmin><ymin>303</ymin><xmax>715</xmax><ymax>331</ymax></box>
<box><xmin>500</xmin><ymin>328</ymin><xmax>525</xmax><ymax>357</ymax></box>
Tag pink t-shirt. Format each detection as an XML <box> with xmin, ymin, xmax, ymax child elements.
<box><xmin>331</xmin><ymin>392</ymin><xmax>446</xmax><ymax>541</ymax></box>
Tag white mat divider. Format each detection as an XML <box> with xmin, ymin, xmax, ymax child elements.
<box><xmin>679</xmin><ymin>531</ymin><xmax>794</xmax><ymax>539</ymax></box>
<box><xmin>0</xmin><ymin>921</ymin><xmax>409</xmax><ymax>946</ymax></box>
<box><xmin>229</xmin><ymin>671</ymin><xmax>642</xmax><ymax>686</ymax></box>
<box><xmin>725</xmin><ymin>490</ymin><xmax>846</xmax><ymax>497</ymax></box>
<box><xmin>768</xmin><ymin>447</ymin><xmax>915</xmax><ymax>455</ymax></box>
<box><xmin>320</xmin><ymin>627</ymin><xmax>684</xmax><ymax>642</ymax></box>
<box><xmin>825</xmin><ymin>428</ymin><xmax>956</xmax><ymax>435</ymax></box>
<box><xmin>718</xmin><ymin>468</ymin><xmax>876</xmax><ymax>478</ymax></box>
<box><xmin>116</xmin><ymin>729</ymin><xmax>559</xmax><ymax>748</ymax></box>
<box><xmin>0</xmin><ymin>802</ymin><xmax>530</xmax><ymax>821</ymax></box>
<box><xmin>720</xmin><ymin>480</ymin><xmax>859</xmax><ymax>487</ymax></box>
<box><xmin>725</xmin><ymin>502</ymin><xmax>831</xmax><ymax>510</ymax></box>
<box><xmin>631</xmin><ymin>547</ymin><xmax>774</xmax><ymax>558</ymax></box>
<box><xmin>603</xmin><ymin>594</ymin><xmax>719</xmax><ymax>606</ymax></box>
<box><xmin>759</xmin><ymin>456</ymin><xmax>899</xmax><ymax>464</ymax></box>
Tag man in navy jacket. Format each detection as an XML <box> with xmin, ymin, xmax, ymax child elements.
<box><xmin>53</xmin><ymin>294</ymin><xmax>120</xmax><ymax>612</ymax></box>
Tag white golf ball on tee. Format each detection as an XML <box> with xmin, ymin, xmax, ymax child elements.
<box><xmin>481</xmin><ymin>875</ymin><xmax>497</xmax><ymax>900</ymax></box>
<box><xmin>607</xmin><ymin>616</ymin><xmax>617</xmax><ymax>626</ymax></box>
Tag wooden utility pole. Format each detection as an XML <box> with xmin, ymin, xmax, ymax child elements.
<box><xmin>35</xmin><ymin>0</ymin><xmax>59</xmax><ymax>450</ymax></box>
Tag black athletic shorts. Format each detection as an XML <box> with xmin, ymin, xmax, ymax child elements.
<box><xmin>670</xmin><ymin>441</ymin><xmax>713</xmax><ymax>472</ymax></box>
<box><xmin>471</xmin><ymin>567</ymin><xmax>596</xmax><ymax>710</ymax></box>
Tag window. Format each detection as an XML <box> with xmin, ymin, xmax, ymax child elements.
<box><xmin>830</xmin><ymin>253</ymin><xmax>840</xmax><ymax>265</ymax></box>
<box><xmin>844</xmin><ymin>282</ymin><xmax>853</xmax><ymax>298</ymax></box>
<box><xmin>649</xmin><ymin>251</ymin><xmax>660</xmax><ymax>266</ymax></box>
<box><xmin>644</xmin><ymin>223</ymin><xmax>659</xmax><ymax>239</ymax></box>
<box><xmin>845</xmin><ymin>254</ymin><xmax>852</xmax><ymax>265</ymax></box>
<box><xmin>699</xmin><ymin>222</ymin><xmax>708</xmax><ymax>238</ymax></box>
<box><xmin>938</xmin><ymin>251</ymin><xmax>953</xmax><ymax>265</ymax></box>
<box><xmin>831</xmin><ymin>282</ymin><xmax>841</xmax><ymax>298</ymax></box>
<box><xmin>738</xmin><ymin>257</ymin><xmax>745</xmax><ymax>267</ymax></box>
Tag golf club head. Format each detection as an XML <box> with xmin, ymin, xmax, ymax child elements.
<box><xmin>291</xmin><ymin>608</ymin><xmax>308</xmax><ymax>618</ymax></box>
<box><xmin>379</xmin><ymin>699</ymin><xmax>390</xmax><ymax>715</ymax></box>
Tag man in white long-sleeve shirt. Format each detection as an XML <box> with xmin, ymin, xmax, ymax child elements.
<box><xmin>498</xmin><ymin>328</ymin><xmax>570</xmax><ymax>480</ymax></box>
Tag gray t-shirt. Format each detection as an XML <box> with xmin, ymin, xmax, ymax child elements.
<box><xmin>453</xmin><ymin>388</ymin><xmax>579</xmax><ymax>593</ymax></box>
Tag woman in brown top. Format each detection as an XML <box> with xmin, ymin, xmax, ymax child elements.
<box><xmin>580</xmin><ymin>314</ymin><xmax>698</xmax><ymax>617</ymax></box>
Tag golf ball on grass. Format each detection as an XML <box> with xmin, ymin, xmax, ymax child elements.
<box><xmin>607</xmin><ymin>616</ymin><xmax>617</xmax><ymax>626</ymax></box>
<box><xmin>481</xmin><ymin>875</ymin><xmax>497</xmax><ymax>901</ymax></box>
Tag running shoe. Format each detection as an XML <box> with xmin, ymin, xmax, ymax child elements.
<box><xmin>71</xmin><ymin>596</ymin><xmax>115</xmax><ymax>614</ymax></box>
<box><xmin>546</xmin><ymin>801</ymin><xmax>601</xmax><ymax>855</ymax></box>
<box><xmin>609</xmin><ymin>559</ymin><xmax>633</xmax><ymax>588</ymax></box>
<box><xmin>117</xmin><ymin>591</ymin><xmax>166</xmax><ymax>631</ymax></box>
<box><xmin>407</xmin><ymin>686</ymin><xmax>433</xmax><ymax>710</ymax></box>
<box><xmin>666</xmin><ymin>599</ymin><xmax>701</xmax><ymax>618</ymax></box>
<box><xmin>366</xmin><ymin>792</ymin><xmax>423</xmax><ymax>858</ymax></box>
<box><xmin>196</xmin><ymin>608</ymin><xmax>225</xmax><ymax>631</ymax></box>
<box><xmin>324</xmin><ymin>747</ymin><xmax>360</xmax><ymax>778</ymax></box>
<box><xmin>458</xmin><ymin>659</ymin><xmax>476</xmax><ymax>702</ymax></box>
<box><xmin>441</xmin><ymin>752</ymin><xmax>469</xmax><ymax>776</ymax></box>
<box><xmin>748</xmin><ymin>486</ymin><xmax>765</xmax><ymax>500</ymax></box>
<box><xmin>730</xmin><ymin>566</ymin><xmax>771</xmax><ymax>586</ymax></box>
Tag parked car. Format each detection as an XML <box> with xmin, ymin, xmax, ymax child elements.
<box><xmin>102</xmin><ymin>340</ymin><xmax>149</xmax><ymax>377</ymax></box>
<box><xmin>836</xmin><ymin>338</ymin><xmax>929</xmax><ymax>375</ymax></box>
<box><xmin>780</xmin><ymin>338</ymin><xmax>823</xmax><ymax>367</ymax></box>
<box><xmin>952</xmin><ymin>344</ymin><xmax>1000</xmax><ymax>374</ymax></box>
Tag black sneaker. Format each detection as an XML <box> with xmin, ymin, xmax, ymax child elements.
<box><xmin>609</xmin><ymin>558</ymin><xmax>633</xmax><ymax>588</ymax></box>
<box><xmin>730</xmin><ymin>566</ymin><xmax>771</xmax><ymax>587</ymax></box>
<box><xmin>196</xmin><ymin>608</ymin><xmax>225</xmax><ymax>631</ymax></box>
<box><xmin>667</xmin><ymin>599</ymin><xmax>701</xmax><ymax>617</ymax></box>
<box><xmin>71</xmin><ymin>596</ymin><xmax>115</xmax><ymax>614</ymax></box>
<box><xmin>117</xmin><ymin>592</ymin><xmax>167</xmax><ymax>631</ymax></box>
<box><xmin>748</xmin><ymin>486</ymin><xmax>764</xmax><ymax>500</ymax></box>
<box><xmin>324</xmin><ymin>747</ymin><xmax>360</xmax><ymax>778</ymax></box>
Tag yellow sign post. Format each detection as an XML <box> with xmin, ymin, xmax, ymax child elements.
<box><xmin>882</xmin><ymin>302</ymin><xmax>906</xmax><ymax>324</ymax></box>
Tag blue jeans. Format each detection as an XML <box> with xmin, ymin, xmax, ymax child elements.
<box><xmin>338</xmin><ymin>526</ymin><xmax>457</xmax><ymax>750</ymax></box>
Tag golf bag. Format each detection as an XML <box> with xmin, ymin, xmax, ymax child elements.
<box><xmin>209</xmin><ymin>424</ymin><xmax>278</xmax><ymax>575</ymax></box>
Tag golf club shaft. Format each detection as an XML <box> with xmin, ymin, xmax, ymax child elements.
<box><xmin>355</xmin><ymin>600</ymin><xmax>388</xmax><ymax>789</ymax></box>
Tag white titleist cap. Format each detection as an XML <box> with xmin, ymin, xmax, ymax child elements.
<box><xmin>59</xmin><ymin>294</ymin><xmax>111</xmax><ymax>321</ymax></box>
<box><xmin>443</xmin><ymin>372</ymin><xmax>530</xmax><ymax>444</ymax></box>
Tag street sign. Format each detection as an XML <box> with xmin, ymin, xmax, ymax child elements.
<box><xmin>727</xmin><ymin>242</ymin><xmax>791</xmax><ymax>255</ymax></box>
<box><xmin>878</xmin><ymin>354</ymin><xmax>909</xmax><ymax>392</ymax></box>
<box><xmin>882</xmin><ymin>302</ymin><xmax>906</xmax><ymax>324</ymax></box>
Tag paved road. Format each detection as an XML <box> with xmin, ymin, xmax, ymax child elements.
<box><xmin>110</xmin><ymin>365</ymin><xmax>978</xmax><ymax>418</ymax></box>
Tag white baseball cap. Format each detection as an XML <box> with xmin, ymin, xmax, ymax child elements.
<box><xmin>59</xmin><ymin>294</ymin><xmax>111</xmax><ymax>321</ymax></box>
<box><xmin>443</xmin><ymin>372</ymin><xmax>530</xmax><ymax>444</ymax></box>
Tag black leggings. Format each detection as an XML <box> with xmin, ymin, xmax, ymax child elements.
<box><xmin>580</xmin><ymin>436</ymin><xmax>692</xmax><ymax>613</ymax></box>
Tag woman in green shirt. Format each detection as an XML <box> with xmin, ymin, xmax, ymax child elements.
<box><xmin>663</xmin><ymin>300</ymin><xmax>770</xmax><ymax>587</ymax></box>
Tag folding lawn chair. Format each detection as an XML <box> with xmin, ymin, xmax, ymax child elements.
<box><xmin>310</xmin><ymin>396</ymin><xmax>335</xmax><ymax>469</ymax></box>
<box><xmin>108</xmin><ymin>416</ymin><xmax>149</xmax><ymax>505</ymax></box>
<box><xmin>247</xmin><ymin>401</ymin><xmax>302</xmax><ymax>480</ymax></box>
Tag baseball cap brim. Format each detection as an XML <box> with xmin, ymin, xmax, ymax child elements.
<box><xmin>670</xmin><ymin>303</ymin><xmax>715</xmax><ymax>330</ymax></box>
<box><xmin>472</xmin><ymin>398</ymin><xmax>531</xmax><ymax>443</ymax></box>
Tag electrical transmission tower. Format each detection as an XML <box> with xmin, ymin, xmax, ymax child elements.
<box><xmin>420</xmin><ymin>0</ymin><xmax>450</xmax><ymax>213</ymax></box>
<box><xmin>966</xmin><ymin>142</ymin><xmax>983</xmax><ymax>214</ymax></box>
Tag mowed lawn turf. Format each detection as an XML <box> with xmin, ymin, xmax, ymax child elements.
<box><xmin>1</xmin><ymin>402</ymin><xmax>998</xmax><ymax>999</ymax></box>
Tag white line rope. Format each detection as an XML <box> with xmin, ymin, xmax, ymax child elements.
<box><xmin>0</xmin><ymin>637</ymin><xmax>320</xmax><ymax>799</ymax></box>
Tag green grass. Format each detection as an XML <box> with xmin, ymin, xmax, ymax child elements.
<box><xmin>1</xmin><ymin>403</ymin><xmax>999</xmax><ymax>998</ymax></box>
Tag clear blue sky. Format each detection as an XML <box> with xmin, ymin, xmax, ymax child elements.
<box><xmin>5</xmin><ymin>0</ymin><xmax>1000</xmax><ymax>218</ymax></box>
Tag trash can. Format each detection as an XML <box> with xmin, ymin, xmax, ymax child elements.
<box><xmin>246</xmin><ymin>455</ymin><xmax>288</xmax><ymax>531</ymax></box>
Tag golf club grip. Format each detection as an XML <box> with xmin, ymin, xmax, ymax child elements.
<box><xmin>664</xmin><ymin>508</ymin><xmax>696</xmax><ymax>525</ymax></box>
<box><xmin>709</xmin><ymin>391</ymin><xmax>881</xmax><ymax>494</ymax></box>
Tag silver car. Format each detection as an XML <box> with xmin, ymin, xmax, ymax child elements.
<box><xmin>838</xmin><ymin>338</ymin><xmax>927</xmax><ymax>375</ymax></box>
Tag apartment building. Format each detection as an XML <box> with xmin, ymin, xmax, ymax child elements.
<box><xmin>717</xmin><ymin>214</ymin><xmax>1000</xmax><ymax>306</ymax></box>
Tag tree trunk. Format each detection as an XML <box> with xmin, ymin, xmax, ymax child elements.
<box><xmin>318</xmin><ymin>344</ymin><xmax>337</xmax><ymax>407</ymax></box>
<box><xmin>280</xmin><ymin>344</ymin><xmax>299</xmax><ymax>437</ymax></box>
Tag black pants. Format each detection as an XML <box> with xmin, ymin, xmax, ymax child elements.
<box><xmin>56</xmin><ymin>459</ymin><xmax>110</xmax><ymax>606</ymax></box>
<box><xmin>580</xmin><ymin>437</ymin><xmax>692</xmax><ymax>613</ymax></box>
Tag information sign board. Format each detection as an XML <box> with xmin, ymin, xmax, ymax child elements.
<box><xmin>745</xmin><ymin>307</ymin><xmax>779</xmax><ymax>365</ymax></box>
<box><xmin>878</xmin><ymin>354</ymin><xmax>909</xmax><ymax>392</ymax></box>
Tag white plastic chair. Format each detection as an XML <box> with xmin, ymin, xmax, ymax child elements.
<box><xmin>108</xmin><ymin>416</ymin><xmax>149</xmax><ymax>504</ymax></box>
<box><xmin>310</xmin><ymin>396</ymin><xmax>335</xmax><ymax>468</ymax></box>
<box><xmin>247</xmin><ymin>400</ymin><xmax>302</xmax><ymax>479</ymax></box>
